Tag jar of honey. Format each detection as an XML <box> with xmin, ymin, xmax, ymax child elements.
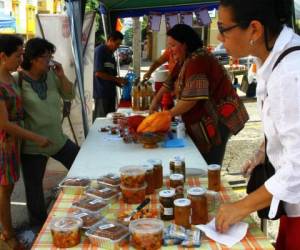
<box><xmin>169</xmin><ymin>156</ymin><xmax>186</xmax><ymax>181</ymax></box>
<box><xmin>187</xmin><ymin>187</ymin><xmax>208</xmax><ymax>224</ymax></box>
<box><xmin>207</xmin><ymin>164</ymin><xmax>221</xmax><ymax>192</ymax></box>
<box><xmin>142</xmin><ymin>164</ymin><xmax>154</xmax><ymax>195</ymax></box>
<box><xmin>174</xmin><ymin>198</ymin><xmax>191</xmax><ymax>229</ymax></box>
<box><xmin>147</xmin><ymin>159</ymin><xmax>163</xmax><ymax>189</ymax></box>
<box><xmin>159</xmin><ymin>189</ymin><xmax>175</xmax><ymax>220</ymax></box>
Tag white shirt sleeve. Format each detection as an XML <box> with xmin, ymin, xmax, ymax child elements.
<box><xmin>265</xmin><ymin>70</ymin><xmax>300</xmax><ymax>204</ymax></box>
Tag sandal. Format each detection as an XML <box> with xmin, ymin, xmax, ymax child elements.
<box><xmin>0</xmin><ymin>233</ymin><xmax>25</xmax><ymax>250</ymax></box>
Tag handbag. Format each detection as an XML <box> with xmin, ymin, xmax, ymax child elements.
<box><xmin>246</xmin><ymin>155</ymin><xmax>285</xmax><ymax>220</ymax></box>
<box><xmin>246</xmin><ymin>46</ymin><xmax>300</xmax><ymax>219</ymax></box>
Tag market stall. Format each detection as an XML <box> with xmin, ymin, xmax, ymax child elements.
<box><xmin>31</xmin><ymin>115</ymin><xmax>274</xmax><ymax>249</ymax></box>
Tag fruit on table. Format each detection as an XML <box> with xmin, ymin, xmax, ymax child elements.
<box><xmin>137</xmin><ymin>111</ymin><xmax>171</xmax><ymax>133</ymax></box>
<box><xmin>127</xmin><ymin>115</ymin><xmax>145</xmax><ymax>132</ymax></box>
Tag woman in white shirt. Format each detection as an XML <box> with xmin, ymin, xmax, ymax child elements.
<box><xmin>216</xmin><ymin>0</ymin><xmax>300</xmax><ymax>248</ymax></box>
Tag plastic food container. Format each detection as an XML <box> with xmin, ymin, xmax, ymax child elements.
<box><xmin>72</xmin><ymin>197</ymin><xmax>108</xmax><ymax>214</ymax></box>
<box><xmin>119</xmin><ymin>166</ymin><xmax>146</xmax><ymax>188</ymax></box>
<box><xmin>85</xmin><ymin>221</ymin><xmax>129</xmax><ymax>249</ymax></box>
<box><xmin>129</xmin><ymin>218</ymin><xmax>164</xmax><ymax>250</ymax></box>
<box><xmin>72</xmin><ymin>210</ymin><xmax>104</xmax><ymax>230</ymax></box>
<box><xmin>97</xmin><ymin>173</ymin><xmax>121</xmax><ymax>188</ymax></box>
<box><xmin>85</xmin><ymin>186</ymin><xmax>119</xmax><ymax>202</ymax></box>
<box><xmin>120</xmin><ymin>184</ymin><xmax>146</xmax><ymax>204</ymax></box>
<box><xmin>50</xmin><ymin>216</ymin><xmax>83</xmax><ymax>248</ymax></box>
<box><xmin>59</xmin><ymin>177</ymin><xmax>90</xmax><ymax>195</ymax></box>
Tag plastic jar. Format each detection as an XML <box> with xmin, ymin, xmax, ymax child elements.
<box><xmin>147</xmin><ymin>159</ymin><xmax>163</xmax><ymax>189</ymax></box>
<box><xmin>50</xmin><ymin>216</ymin><xmax>83</xmax><ymax>248</ymax></box>
<box><xmin>119</xmin><ymin>165</ymin><xmax>146</xmax><ymax>188</ymax></box>
<box><xmin>207</xmin><ymin>164</ymin><xmax>221</xmax><ymax>192</ymax></box>
<box><xmin>187</xmin><ymin>187</ymin><xmax>208</xmax><ymax>224</ymax></box>
<box><xmin>174</xmin><ymin>198</ymin><xmax>191</xmax><ymax>229</ymax></box>
<box><xmin>159</xmin><ymin>189</ymin><xmax>175</xmax><ymax>220</ymax></box>
<box><xmin>120</xmin><ymin>184</ymin><xmax>146</xmax><ymax>204</ymax></box>
<box><xmin>129</xmin><ymin>218</ymin><xmax>164</xmax><ymax>250</ymax></box>
<box><xmin>142</xmin><ymin>164</ymin><xmax>154</xmax><ymax>195</ymax></box>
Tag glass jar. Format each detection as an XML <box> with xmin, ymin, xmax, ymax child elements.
<box><xmin>169</xmin><ymin>156</ymin><xmax>186</xmax><ymax>181</ymax></box>
<box><xmin>169</xmin><ymin>174</ymin><xmax>184</xmax><ymax>198</ymax></box>
<box><xmin>147</xmin><ymin>159</ymin><xmax>163</xmax><ymax>189</ymax></box>
<box><xmin>174</xmin><ymin>198</ymin><xmax>191</xmax><ymax>229</ymax></box>
<box><xmin>207</xmin><ymin>164</ymin><xmax>221</xmax><ymax>192</ymax></box>
<box><xmin>159</xmin><ymin>189</ymin><xmax>175</xmax><ymax>220</ymax></box>
<box><xmin>187</xmin><ymin>187</ymin><xmax>208</xmax><ymax>224</ymax></box>
<box><xmin>142</xmin><ymin>164</ymin><xmax>154</xmax><ymax>195</ymax></box>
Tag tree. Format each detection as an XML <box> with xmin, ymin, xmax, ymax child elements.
<box><xmin>85</xmin><ymin>0</ymin><xmax>105</xmax><ymax>45</ymax></box>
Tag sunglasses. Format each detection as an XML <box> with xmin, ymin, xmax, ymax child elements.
<box><xmin>217</xmin><ymin>22</ymin><xmax>240</xmax><ymax>35</ymax></box>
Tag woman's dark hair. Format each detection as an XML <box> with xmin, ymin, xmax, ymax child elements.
<box><xmin>167</xmin><ymin>24</ymin><xmax>203</xmax><ymax>53</ymax></box>
<box><xmin>22</xmin><ymin>37</ymin><xmax>56</xmax><ymax>70</ymax></box>
<box><xmin>0</xmin><ymin>34</ymin><xmax>23</xmax><ymax>56</ymax></box>
<box><xmin>220</xmin><ymin>0</ymin><xmax>293</xmax><ymax>51</ymax></box>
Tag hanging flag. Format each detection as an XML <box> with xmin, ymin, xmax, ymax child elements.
<box><xmin>165</xmin><ymin>13</ymin><xmax>179</xmax><ymax>30</ymax></box>
<box><xmin>195</xmin><ymin>9</ymin><xmax>211</xmax><ymax>26</ymax></box>
<box><xmin>179</xmin><ymin>12</ymin><xmax>193</xmax><ymax>27</ymax></box>
<box><xmin>115</xmin><ymin>18</ymin><xmax>123</xmax><ymax>31</ymax></box>
<box><xmin>148</xmin><ymin>12</ymin><xmax>162</xmax><ymax>32</ymax></box>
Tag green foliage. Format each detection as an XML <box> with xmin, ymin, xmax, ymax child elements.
<box><xmin>124</xmin><ymin>27</ymin><xmax>133</xmax><ymax>46</ymax></box>
<box><xmin>85</xmin><ymin>0</ymin><xmax>105</xmax><ymax>45</ymax></box>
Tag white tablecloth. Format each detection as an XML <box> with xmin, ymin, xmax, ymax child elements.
<box><xmin>67</xmin><ymin>118</ymin><xmax>207</xmax><ymax>179</ymax></box>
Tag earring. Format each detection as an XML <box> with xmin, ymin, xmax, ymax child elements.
<box><xmin>249</xmin><ymin>40</ymin><xmax>254</xmax><ymax>46</ymax></box>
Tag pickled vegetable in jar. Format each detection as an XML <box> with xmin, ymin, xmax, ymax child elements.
<box><xmin>174</xmin><ymin>198</ymin><xmax>191</xmax><ymax>229</ymax></box>
<box><xmin>147</xmin><ymin>159</ymin><xmax>163</xmax><ymax>189</ymax></box>
<box><xmin>119</xmin><ymin>165</ymin><xmax>146</xmax><ymax>188</ymax></box>
<box><xmin>187</xmin><ymin>187</ymin><xmax>208</xmax><ymax>224</ymax></box>
<box><xmin>170</xmin><ymin>174</ymin><xmax>184</xmax><ymax>199</ymax></box>
<box><xmin>142</xmin><ymin>164</ymin><xmax>154</xmax><ymax>195</ymax></box>
<box><xmin>159</xmin><ymin>189</ymin><xmax>175</xmax><ymax>220</ymax></box>
<box><xmin>50</xmin><ymin>216</ymin><xmax>82</xmax><ymax>248</ymax></box>
<box><xmin>207</xmin><ymin>164</ymin><xmax>221</xmax><ymax>192</ymax></box>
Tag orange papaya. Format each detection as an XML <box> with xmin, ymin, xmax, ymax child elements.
<box><xmin>137</xmin><ymin>111</ymin><xmax>171</xmax><ymax>133</ymax></box>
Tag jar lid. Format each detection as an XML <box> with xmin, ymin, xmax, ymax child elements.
<box><xmin>207</xmin><ymin>164</ymin><xmax>221</xmax><ymax>171</ymax></box>
<box><xmin>129</xmin><ymin>218</ymin><xmax>164</xmax><ymax>234</ymax></box>
<box><xmin>174</xmin><ymin>160</ymin><xmax>182</xmax><ymax>167</ymax></box>
<box><xmin>50</xmin><ymin>216</ymin><xmax>83</xmax><ymax>231</ymax></box>
<box><xmin>174</xmin><ymin>155</ymin><xmax>185</xmax><ymax>162</ymax></box>
<box><xmin>170</xmin><ymin>174</ymin><xmax>184</xmax><ymax>181</ymax></box>
<box><xmin>119</xmin><ymin>165</ymin><xmax>146</xmax><ymax>176</ymax></box>
<box><xmin>159</xmin><ymin>189</ymin><xmax>175</xmax><ymax>198</ymax></box>
<box><xmin>142</xmin><ymin>164</ymin><xmax>153</xmax><ymax>171</ymax></box>
<box><xmin>174</xmin><ymin>198</ymin><xmax>191</xmax><ymax>207</ymax></box>
<box><xmin>147</xmin><ymin>159</ymin><xmax>162</xmax><ymax>165</ymax></box>
<box><xmin>187</xmin><ymin>187</ymin><xmax>206</xmax><ymax>196</ymax></box>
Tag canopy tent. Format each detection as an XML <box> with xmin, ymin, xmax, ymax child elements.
<box><xmin>67</xmin><ymin>0</ymin><xmax>219</xmax><ymax>138</ymax></box>
<box><xmin>99</xmin><ymin>0</ymin><xmax>218</xmax><ymax>18</ymax></box>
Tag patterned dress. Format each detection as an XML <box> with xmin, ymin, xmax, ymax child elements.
<box><xmin>0</xmin><ymin>82</ymin><xmax>24</xmax><ymax>185</ymax></box>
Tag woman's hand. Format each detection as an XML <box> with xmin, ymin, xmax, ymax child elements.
<box><xmin>149</xmin><ymin>100</ymin><xmax>160</xmax><ymax>114</ymax></box>
<box><xmin>241</xmin><ymin>149</ymin><xmax>265</xmax><ymax>177</ymax></box>
<box><xmin>215</xmin><ymin>201</ymin><xmax>249</xmax><ymax>233</ymax></box>
<box><xmin>143</xmin><ymin>71</ymin><xmax>151</xmax><ymax>81</ymax></box>
<box><xmin>35</xmin><ymin>135</ymin><xmax>52</xmax><ymax>148</ymax></box>
<box><xmin>52</xmin><ymin>61</ymin><xmax>65</xmax><ymax>78</ymax></box>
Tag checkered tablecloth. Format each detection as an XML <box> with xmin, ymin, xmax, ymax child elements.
<box><xmin>32</xmin><ymin>176</ymin><xmax>274</xmax><ymax>249</ymax></box>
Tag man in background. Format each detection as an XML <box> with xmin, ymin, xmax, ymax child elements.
<box><xmin>93</xmin><ymin>31</ymin><xmax>127</xmax><ymax>120</ymax></box>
